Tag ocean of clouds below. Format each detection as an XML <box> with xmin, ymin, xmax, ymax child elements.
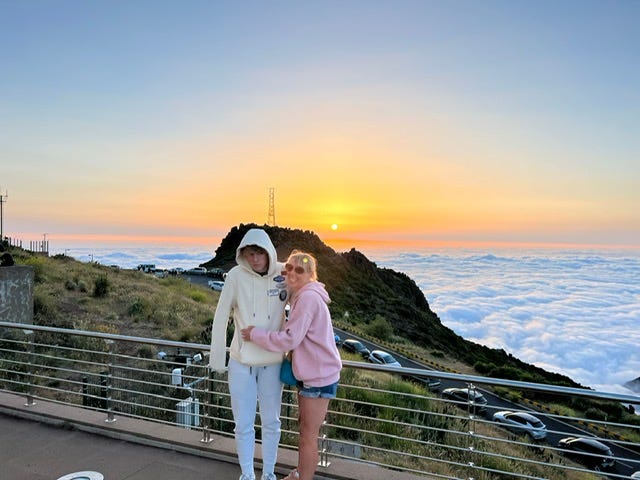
<box><xmin>362</xmin><ymin>247</ymin><xmax>640</xmax><ymax>396</ymax></box>
<box><xmin>58</xmin><ymin>245</ymin><xmax>640</xmax><ymax>395</ymax></box>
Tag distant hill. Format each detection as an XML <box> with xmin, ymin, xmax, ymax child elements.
<box><xmin>203</xmin><ymin>223</ymin><xmax>582</xmax><ymax>388</ymax></box>
<box><xmin>625</xmin><ymin>377</ymin><xmax>640</xmax><ymax>394</ymax></box>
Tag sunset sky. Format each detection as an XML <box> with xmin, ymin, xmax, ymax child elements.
<box><xmin>2</xmin><ymin>1</ymin><xmax>639</xmax><ymax>250</ymax></box>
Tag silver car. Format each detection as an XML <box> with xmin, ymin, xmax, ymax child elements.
<box><xmin>492</xmin><ymin>410</ymin><xmax>547</xmax><ymax>440</ymax></box>
<box><xmin>367</xmin><ymin>350</ymin><xmax>401</xmax><ymax>368</ymax></box>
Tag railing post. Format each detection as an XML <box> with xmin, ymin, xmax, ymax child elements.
<box><xmin>466</xmin><ymin>382</ymin><xmax>479</xmax><ymax>479</ymax></box>
<box><xmin>200</xmin><ymin>368</ymin><xmax>213</xmax><ymax>443</ymax></box>
<box><xmin>104</xmin><ymin>339</ymin><xmax>116</xmax><ymax>423</ymax></box>
<box><xmin>22</xmin><ymin>329</ymin><xmax>36</xmax><ymax>407</ymax></box>
<box><xmin>317</xmin><ymin>420</ymin><xmax>331</xmax><ymax>468</ymax></box>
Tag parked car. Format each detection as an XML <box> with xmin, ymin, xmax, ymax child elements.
<box><xmin>492</xmin><ymin>410</ymin><xmax>547</xmax><ymax>440</ymax></box>
<box><xmin>136</xmin><ymin>263</ymin><xmax>156</xmax><ymax>273</ymax></box>
<box><xmin>442</xmin><ymin>387</ymin><xmax>488</xmax><ymax>414</ymax></box>
<box><xmin>187</xmin><ymin>267</ymin><xmax>207</xmax><ymax>275</ymax></box>
<box><xmin>403</xmin><ymin>373</ymin><xmax>442</xmax><ymax>391</ymax></box>
<box><xmin>206</xmin><ymin>267</ymin><xmax>225</xmax><ymax>278</ymax></box>
<box><xmin>341</xmin><ymin>339</ymin><xmax>371</xmax><ymax>359</ymax></box>
<box><xmin>557</xmin><ymin>436</ymin><xmax>615</xmax><ymax>471</ymax></box>
<box><xmin>367</xmin><ymin>349</ymin><xmax>401</xmax><ymax>368</ymax></box>
<box><xmin>333</xmin><ymin>332</ymin><xmax>342</xmax><ymax>346</ymax></box>
<box><xmin>207</xmin><ymin>280</ymin><xmax>225</xmax><ymax>291</ymax></box>
<box><xmin>152</xmin><ymin>268</ymin><xmax>167</xmax><ymax>278</ymax></box>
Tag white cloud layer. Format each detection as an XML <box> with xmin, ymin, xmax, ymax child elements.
<box><xmin>366</xmin><ymin>247</ymin><xmax>640</xmax><ymax>395</ymax></box>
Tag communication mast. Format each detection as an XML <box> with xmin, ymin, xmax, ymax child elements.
<box><xmin>0</xmin><ymin>189</ymin><xmax>7</xmax><ymax>240</ymax></box>
<box><xmin>267</xmin><ymin>187</ymin><xmax>276</xmax><ymax>226</ymax></box>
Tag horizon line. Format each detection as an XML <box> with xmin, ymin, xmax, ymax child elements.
<box><xmin>7</xmin><ymin>230</ymin><xmax>639</xmax><ymax>253</ymax></box>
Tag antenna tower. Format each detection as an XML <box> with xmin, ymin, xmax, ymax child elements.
<box><xmin>0</xmin><ymin>189</ymin><xmax>7</xmax><ymax>240</ymax></box>
<box><xmin>267</xmin><ymin>187</ymin><xmax>276</xmax><ymax>226</ymax></box>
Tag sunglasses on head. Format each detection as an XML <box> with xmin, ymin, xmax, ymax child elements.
<box><xmin>284</xmin><ymin>263</ymin><xmax>305</xmax><ymax>274</ymax></box>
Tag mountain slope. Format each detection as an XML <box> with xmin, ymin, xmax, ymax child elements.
<box><xmin>203</xmin><ymin>223</ymin><xmax>582</xmax><ymax>388</ymax></box>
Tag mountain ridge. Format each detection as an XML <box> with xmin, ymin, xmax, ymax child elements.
<box><xmin>202</xmin><ymin>223</ymin><xmax>583</xmax><ymax>389</ymax></box>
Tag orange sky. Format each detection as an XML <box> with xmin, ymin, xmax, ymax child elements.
<box><xmin>2</xmin><ymin>2</ymin><xmax>639</xmax><ymax>249</ymax></box>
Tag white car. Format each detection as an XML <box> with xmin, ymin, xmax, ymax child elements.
<box><xmin>492</xmin><ymin>410</ymin><xmax>547</xmax><ymax>440</ymax></box>
<box><xmin>207</xmin><ymin>280</ymin><xmax>225</xmax><ymax>291</ymax></box>
<box><xmin>367</xmin><ymin>350</ymin><xmax>401</xmax><ymax>368</ymax></box>
<box><xmin>187</xmin><ymin>267</ymin><xmax>207</xmax><ymax>275</ymax></box>
<box><xmin>152</xmin><ymin>268</ymin><xmax>167</xmax><ymax>278</ymax></box>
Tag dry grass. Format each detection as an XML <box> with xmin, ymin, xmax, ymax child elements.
<box><xmin>16</xmin><ymin>252</ymin><xmax>217</xmax><ymax>344</ymax></box>
<box><xmin>334</xmin><ymin>366</ymin><xmax>603</xmax><ymax>480</ymax></box>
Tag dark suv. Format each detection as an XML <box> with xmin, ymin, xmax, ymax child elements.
<box><xmin>558</xmin><ymin>436</ymin><xmax>615</xmax><ymax>471</ymax></box>
<box><xmin>341</xmin><ymin>339</ymin><xmax>370</xmax><ymax>359</ymax></box>
<box><xmin>442</xmin><ymin>387</ymin><xmax>488</xmax><ymax>414</ymax></box>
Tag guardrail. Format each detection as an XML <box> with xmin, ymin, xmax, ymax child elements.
<box><xmin>1</xmin><ymin>321</ymin><xmax>639</xmax><ymax>479</ymax></box>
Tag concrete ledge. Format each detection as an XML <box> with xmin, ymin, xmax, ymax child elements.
<box><xmin>0</xmin><ymin>391</ymin><xmax>427</xmax><ymax>480</ymax></box>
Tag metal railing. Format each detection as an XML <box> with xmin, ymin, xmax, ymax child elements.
<box><xmin>1</xmin><ymin>321</ymin><xmax>639</xmax><ymax>480</ymax></box>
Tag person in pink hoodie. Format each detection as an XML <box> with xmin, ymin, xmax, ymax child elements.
<box><xmin>241</xmin><ymin>250</ymin><xmax>342</xmax><ymax>480</ymax></box>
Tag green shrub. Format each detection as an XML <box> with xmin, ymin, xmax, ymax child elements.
<box><xmin>93</xmin><ymin>275</ymin><xmax>109</xmax><ymax>297</ymax></box>
<box><xmin>505</xmin><ymin>389</ymin><xmax>523</xmax><ymax>403</ymax></box>
<box><xmin>21</xmin><ymin>256</ymin><xmax>45</xmax><ymax>282</ymax></box>
<box><xmin>189</xmin><ymin>290</ymin><xmax>207</xmax><ymax>303</ymax></box>
<box><xmin>585</xmin><ymin>407</ymin><xmax>607</xmax><ymax>421</ymax></box>
<box><xmin>178</xmin><ymin>326</ymin><xmax>201</xmax><ymax>342</ymax></box>
<box><xmin>364</xmin><ymin>314</ymin><xmax>394</xmax><ymax>339</ymax></box>
<box><xmin>33</xmin><ymin>291</ymin><xmax>55</xmax><ymax>318</ymax></box>
<box><xmin>137</xmin><ymin>345</ymin><xmax>155</xmax><ymax>358</ymax></box>
<box><xmin>474</xmin><ymin>361</ymin><xmax>495</xmax><ymax>374</ymax></box>
<box><xmin>128</xmin><ymin>297</ymin><xmax>152</xmax><ymax>319</ymax></box>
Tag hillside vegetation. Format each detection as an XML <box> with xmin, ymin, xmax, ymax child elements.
<box><xmin>11</xmin><ymin>249</ymin><xmax>217</xmax><ymax>347</ymax></box>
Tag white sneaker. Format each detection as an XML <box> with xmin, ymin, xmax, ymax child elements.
<box><xmin>282</xmin><ymin>470</ymin><xmax>299</xmax><ymax>480</ymax></box>
<box><xmin>261</xmin><ymin>474</ymin><xmax>277</xmax><ymax>480</ymax></box>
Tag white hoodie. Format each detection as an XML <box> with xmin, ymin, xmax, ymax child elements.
<box><xmin>209</xmin><ymin>228</ymin><xmax>287</xmax><ymax>372</ymax></box>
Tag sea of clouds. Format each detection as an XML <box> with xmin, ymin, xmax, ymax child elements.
<box><xmin>361</xmin><ymin>246</ymin><xmax>640</xmax><ymax>396</ymax></box>
<box><xmin>54</xmin><ymin>243</ymin><xmax>640</xmax><ymax>395</ymax></box>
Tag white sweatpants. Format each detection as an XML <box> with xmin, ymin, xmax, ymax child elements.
<box><xmin>228</xmin><ymin>359</ymin><xmax>283</xmax><ymax>478</ymax></box>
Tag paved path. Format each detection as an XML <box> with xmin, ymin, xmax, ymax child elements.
<box><xmin>1</xmin><ymin>413</ymin><xmax>240</xmax><ymax>480</ymax></box>
<box><xmin>0</xmin><ymin>391</ymin><xmax>423</xmax><ymax>480</ymax></box>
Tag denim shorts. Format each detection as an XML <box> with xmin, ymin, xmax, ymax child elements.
<box><xmin>298</xmin><ymin>381</ymin><xmax>338</xmax><ymax>399</ymax></box>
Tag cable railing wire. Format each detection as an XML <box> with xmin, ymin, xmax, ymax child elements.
<box><xmin>1</xmin><ymin>321</ymin><xmax>639</xmax><ymax>480</ymax></box>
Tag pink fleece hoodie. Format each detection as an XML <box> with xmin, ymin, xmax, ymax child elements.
<box><xmin>250</xmin><ymin>281</ymin><xmax>342</xmax><ymax>387</ymax></box>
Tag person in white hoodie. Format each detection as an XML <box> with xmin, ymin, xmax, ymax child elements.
<box><xmin>209</xmin><ymin>228</ymin><xmax>288</xmax><ymax>480</ymax></box>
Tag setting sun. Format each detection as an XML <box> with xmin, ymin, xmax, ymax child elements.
<box><xmin>331</xmin><ymin>224</ymin><xmax>339</xmax><ymax>231</ymax></box>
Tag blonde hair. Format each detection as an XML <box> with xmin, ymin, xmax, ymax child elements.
<box><xmin>287</xmin><ymin>250</ymin><xmax>318</xmax><ymax>281</ymax></box>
